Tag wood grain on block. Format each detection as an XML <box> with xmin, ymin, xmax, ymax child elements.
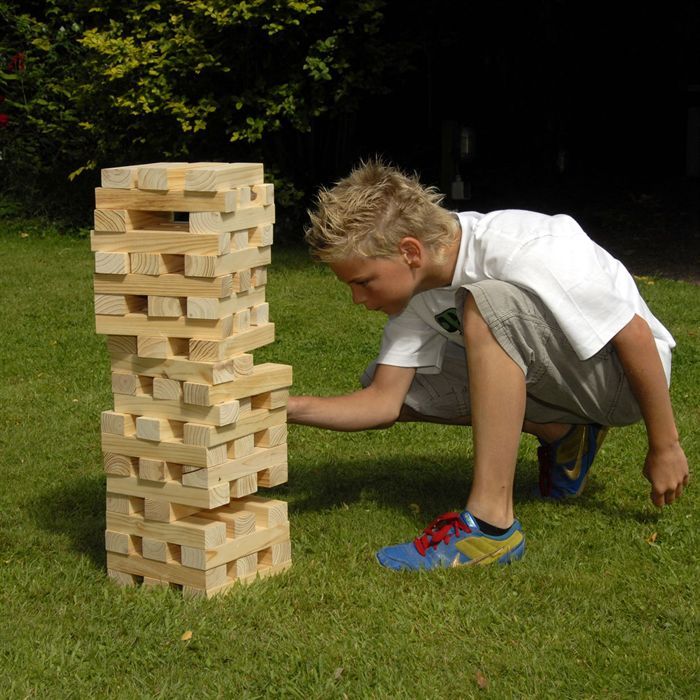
<box><xmin>100</xmin><ymin>165</ymin><xmax>140</xmax><ymax>189</ymax></box>
<box><xmin>251</xmin><ymin>266</ymin><xmax>267</xmax><ymax>287</ymax></box>
<box><xmin>249</xmin><ymin>224</ymin><xmax>273</xmax><ymax>246</ymax></box>
<box><xmin>251</xmin><ymin>183</ymin><xmax>274</xmax><ymax>205</ymax></box>
<box><xmin>142</xmin><ymin>538</ymin><xmax>181</xmax><ymax>563</ymax></box>
<box><xmin>96</xmin><ymin>312</ymin><xmax>234</xmax><ymax>340</ymax></box>
<box><xmin>144</xmin><ymin>499</ymin><xmax>201</xmax><ymax>523</ymax></box>
<box><xmin>106</xmin><ymin>335</ymin><xmax>138</xmax><ymax>355</ymax></box>
<box><xmin>138</xmin><ymin>457</ymin><xmax>182</xmax><ymax>482</ymax></box>
<box><xmin>180</xmin><ymin>521</ymin><xmax>289</xmax><ymax>571</ymax></box>
<box><xmin>106</xmin><ymin>492</ymin><xmax>144</xmax><ymax>515</ymax></box>
<box><xmin>259</xmin><ymin>540</ymin><xmax>292</xmax><ymax>567</ymax></box>
<box><xmin>130</xmin><ymin>252</ymin><xmax>184</xmax><ymax>276</ymax></box>
<box><xmin>189</xmin><ymin>205</ymin><xmax>274</xmax><ymax>234</ymax></box>
<box><xmin>152</xmin><ymin>377</ymin><xmax>183</xmax><ymax>400</ymax></box>
<box><xmin>229</xmin><ymin>553</ymin><xmax>258</xmax><ymax>579</ymax></box>
<box><xmin>107</xmin><ymin>475</ymin><xmax>231</xmax><ymax>510</ymax></box>
<box><xmin>94</xmin><ymin>294</ymin><xmax>147</xmax><ymax>316</ymax></box>
<box><xmin>230</xmin><ymin>473</ymin><xmax>258</xmax><ymax>498</ymax></box>
<box><xmin>184</xmin><ymin>163</ymin><xmax>264</xmax><ymax>192</ymax></box>
<box><xmin>184</xmin><ymin>245</ymin><xmax>271</xmax><ymax>278</ymax></box>
<box><xmin>196</xmin><ymin>509</ymin><xmax>255</xmax><ymax>538</ymax></box>
<box><xmin>135</xmin><ymin>336</ymin><xmax>189</xmax><ymax>359</ymax></box>
<box><xmin>94</xmin><ymin>209</ymin><xmax>173</xmax><ymax>232</ymax></box>
<box><xmin>107</xmin><ymin>551</ymin><xmax>227</xmax><ymax>589</ymax></box>
<box><xmin>203</xmin><ymin>495</ymin><xmax>287</xmax><ymax>529</ymax></box>
<box><xmin>250</xmin><ymin>303</ymin><xmax>269</xmax><ymax>326</ymax></box>
<box><xmin>135</xmin><ymin>416</ymin><xmax>184</xmax><ymax>441</ymax></box>
<box><xmin>230</xmin><ymin>231</ymin><xmax>249</xmax><ymax>250</ymax></box>
<box><xmin>107</xmin><ymin>569</ymin><xmax>139</xmax><ymax>587</ymax></box>
<box><xmin>111</xmin><ymin>372</ymin><xmax>153</xmax><ymax>396</ymax></box>
<box><xmin>95</xmin><ymin>251</ymin><xmax>130</xmax><ymax>274</ymax></box>
<box><xmin>183</xmin><ymin>406</ymin><xmax>286</xmax><ymax>448</ymax></box>
<box><xmin>137</xmin><ymin>162</ymin><xmax>207</xmax><ymax>191</ymax></box>
<box><xmin>182</xmin><ymin>560</ymin><xmax>291</xmax><ymax>598</ymax></box>
<box><xmin>115</xmin><ymin>393</ymin><xmax>241</xmax><ymax>428</ymax></box>
<box><xmin>147</xmin><ymin>295</ymin><xmax>186</xmax><ymax>318</ymax></box>
<box><xmin>95</xmin><ymin>187</ymin><xmax>239</xmax><ymax>213</ymax></box>
<box><xmin>109</xmin><ymin>351</ymin><xmax>250</xmax><ymax>385</ymax></box>
<box><xmin>102</xmin><ymin>433</ymin><xmax>227</xmax><ymax>468</ymax></box>
<box><xmin>232</xmin><ymin>269</ymin><xmax>251</xmax><ymax>293</ymax></box>
<box><xmin>105</xmin><ymin>530</ymin><xmax>142</xmax><ymax>555</ymax></box>
<box><xmin>101</xmin><ymin>410</ymin><xmax>137</xmax><ymax>437</ymax></box>
<box><xmin>229</xmin><ymin>434</ymin><xmax>255</xmax><ymax>459</ymax></box>
<box><xmin>257</xmin><ymin>462</ymin><xmax>288</xmax><ymax>488</ymax></box>
<box><xmin>91</xmin><ymin>230</ymin><xmax>229</xmax><ymax>256</ymax></box>
<box><xmin>251</xmin><ymin>389</ymin><xmax>289</xmax><ymax>410</ymax></box>
<box><xmin>255</xmin><ymin>424</ymin><xmax>287</xmax><ymax>448</ymax></box>
<box><xmin>186</xmin><ymin>287</ymin><xmax>265</xmax><ymax>321</ymax></box>
<box><xmin>106</xmin><ymin>510</ymin><xmax>227</xmax><ymax>549</ymax></box>
<box><xmin>188</xmin><ymin>323</ymin><xmax>274</xmax><ymax>361</ymax></box>
<box><xmin>104</xmin><ymin>453</ymin><xmax>138</xmax><ymax>477</ymax></box>
<box><xmin>95</xmin><ymin>272</ymin><xmax>233</xmax><ymax>298</ymax></box>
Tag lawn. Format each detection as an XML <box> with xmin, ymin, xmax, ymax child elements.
<box><xmin>0</xmin><ymin>219</ymin><xmax>698</xmax><ymax>698</ymax></box>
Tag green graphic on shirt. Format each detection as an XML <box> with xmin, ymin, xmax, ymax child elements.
<box><xmin>434</xmin><ymin>307</ymin><xmax>462</xmax><ymax>333</ymax></box>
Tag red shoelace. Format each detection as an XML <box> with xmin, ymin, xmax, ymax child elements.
<box><xmin>413</xmin><ymin>512</ymin><xmax>471</xmax><ymax>556</ymax></box>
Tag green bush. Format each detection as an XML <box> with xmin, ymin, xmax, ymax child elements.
<box><xmin>0</xmin><ymin>0</ymin><xmax>413</xmax><ymax>227</ymax></box>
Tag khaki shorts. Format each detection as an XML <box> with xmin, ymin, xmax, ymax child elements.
<box><xmin>362</xmin><ymin>280</ymin><xmax>642</xmax><ymax>426</ymax></box>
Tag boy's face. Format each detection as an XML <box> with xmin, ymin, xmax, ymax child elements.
<box><xmin>330</xmin><ymin>254</ymin><xmax>418</xmax><ymax>316</ymax></box>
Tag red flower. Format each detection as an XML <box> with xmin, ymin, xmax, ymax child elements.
<box><xmin>7</xmin><ymin>52</ymin><xmax>25</xmax><ymax>73</ymax></box>
<box><xmin>0</xmin><ymin>114</ymin><xmax>9</xmax><ymax>128</ymax></box>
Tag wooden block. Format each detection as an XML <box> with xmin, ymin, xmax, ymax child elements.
<box><xmin>141</xmin><ymin>538</ymin><xmax>181</xmax><ymax>563</ymax></box>
<box><xmin>250</xmin><ymin>266</ymin><xmax>267</xmax><ymax>287</ymax></box>
<box><xmin>94</xmin><ymin>294</ymin><xmax>146</xmax><ymax>316</ymax></box>
<box><xmin>115</xmin><ymin>394</ymin><xmax>241</xmax><ymax>428</ymax></box>
<box><xmin>183</xmin><ymin>406</ymin><xmax>286</xmax><ymax>448</ymax></box>
<box><xmin>102</xmin><ymin>433</ymin><xmax>228</xmax><ymax>468</ymax></box>
<box><xmin>137</xmin><ymin>162</ymin><xmax>195</xmax><ymax>190</ymax></box>
<box><xmin>105</xmin><ymin>530</ymin><xmax>142</xmax><ymax>555</ymax></box>
<box><xmin>249</xmin><ymin>224</ymin><xmax>273</xmax><ymax>246</ymax></box>
<box><xmin>95</xmin><ymin>272</ymin><xmax>232</xmax><ymax>299</ymax></box>
<box><xmin>230</xmin><ymin>231</ymin><xmax>249</xmax><ymax>250</ymax></box>
<box><xmin>255</xmin><ymin>424</ymin><xmax>287</xmax><ymax>448</ymax></box>
<box><xmin>181</xmin><ymin>364</ymin><xmax>291</xmax><ymax>405</ymax></box>
<box><xmin>136</xmin><ymin>336</ymin><xmax>189</xmax><ymax>359</ymax></box>
<box><xmin>141</xmin><ymin>576</ymin><xmax>171</xmax><ymax>589</ymax></box>
<box><xmin>186</xmin><ymin>287</ymin><xmax>265</xmax><ymax>321</ymax></box>
<box><xmin>103</xmin><ymin>452</ymin><xmax>138</xmax><ymax>477</ymax></box>
<box><xmin>189</xmin><ymin>205</ymin><xmax>275</xmax><ymax>234</ymax></box>
<box><xmin>100</xmin><ymin>166</ymin><xmax>140</xmax><ymax>189</ymax></box>
<box><xmin>182</xmin><ymin>560</ymin><xmax>291</xmax><ymax>597</ymax></box>
<box><xmin>107</xmin><ymin>551</ymin><xmax>227</xmax><ymax>589</ymax></box>
<box><xmin>136</xmin><ymin>416</ymin><xmax>183</xmax><ymax>441</ymax></box>
<box><xmin>181</xmin><ymin>444</ymin><xmax>287</xmax><ymax>489</ymax></box>
<box><xmin>184</xmin><ymin>163</ymin><xmax>264</xmax><ymax>192</ymax></box>
<box><xmin>147</xmin><ymin>295</ymin><xmax>186</xmax><ymax>318</ymax></box>
<box><xmin>257</xmin><ymin>462</ymin><xmax>288</xmax><ymax>488</ymax></box>
<box><xmin>216</xmin><ymin>495</ymin><xmax>288</xmax><ymax>528</ymax></box>
<box><xmin>138</xmin><ymin>457</ymin><xmax>182</xmax><ymax>482</ymax></box>
<box><xmin>107</xmin><ymin>510</ymin><xmax>226</xmax><ymax>549</ymax></box>
<box><xmin>130</xmin><ymin>252</ymin><xmax>183</xmax><ymax>276</ymax></box>
<box><xmin>230</xmin><ymin>473</ymin><xmax>258</xmax><ymax>498</ymax></box>
<box><xmin>153</xmin><ymin>378</ymin><xmax>183</xmax><ymax>400</ymax></box>
<box><xmin>251</xmin><ymin>389</ymin><xmax>289</xmax><ymax>410</ymax></box>
<box><xmin>106</xmin><ymin>335</ymin><xmax>138</xmax><ymax>355</ymax></box>
<box><xmin>91</xmin><ymin>229</ymin><xmax>229</xmax><ymax>256</ymax></box>
<box><xmin>111</xmin><ymin>372</ymin><xmax>153</xmax><ymax>396</ymax></box>
<box><xmin>107</xmin><ymin>569</ymin><xmax>140</xmax><ymax>587</ymax></box>
<box><xmin>95</xmin><ymin>251</ymin><xmax>130</xmax><ymax>274</ymax></box>
<box><xmin>109</xmin><ymin>351</ymin><xmax>250</xmax><ymax>385</ymax></box>
<box><xmin>144</xmin><ymin>499</ymin><xmax>200</xmax><ymax>523</ymax></box>
<box><xmin>250</xmin><ymin>303</ymin><xmax>269</xmax><ymax>326</ymax></box>
<box><xmin>106</xmin><ymin>492</ymin><xmax>144</xmax><ymax>514</ymax></box>
<box><xmin>94</xmin><ymin>209</ymin><xmax>172</xmax><ymax>231</ymax></box>
<box><xmin>101</xmin><ymin>410</ymin><xmax>137</xmax><ymax>436</ymax></box>
<box><xmin>258</xmin><ymin>540</ymin><xmax>292</xmax><ymax>567</ymax></box>
<box><xmin>97</xmin><ymin>312</ymin><xmax>235</xmax><ymax>341</ymax></box>
<box><xmin>232</xmin><ymin>269</ymin><xmax>251</xmax><ymax>293</ymax></box>
<box><xmin>188</xmin><ymin>323</ymin><xmax>275</xmax><ymax>361</ymax></box>
<box><xmin>184</xmin><ymin>246</ymin><xmax>271</xmax><ymax>278</ymax></box>
<box><xmin>251</xmin><ymin>183</ymin><xmax>274</xmax><ymax>205</ymax></box>
<box><xmin>180</xmin><ymin>522</ymin><xmax>290</xmax><ymax>570</ymax></box>
<box><xmin>95</xmin><ymin>187</ymin><xmax>239</xmax><ymax>213</ymax></box>
<box><xmin>229</xmin><ymin>434</ymin><xmax>255</xmax><ymax>459</ymax></box>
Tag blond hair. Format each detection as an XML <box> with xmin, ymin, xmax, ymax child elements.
<box><xmin>305</xmin><ymin>159</ymin><xmax>458</xmax><ymax>262</ymax></box>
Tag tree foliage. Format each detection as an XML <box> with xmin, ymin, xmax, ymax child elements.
<box><xmin>0</xmin><ymin>0</ymin><xmax>414</xmax><ymax>223</ymax></box>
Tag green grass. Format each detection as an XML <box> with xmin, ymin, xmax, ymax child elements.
<box><xmin>0</xmin><ymin>221</ymin><xmax>698</xmax><ymax>699</ymax></box>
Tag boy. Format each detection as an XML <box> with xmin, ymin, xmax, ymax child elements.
<box><xmin>287</xmin><ymin>160</ymin><xmax>689</xmax><ymax>571</ymax></box>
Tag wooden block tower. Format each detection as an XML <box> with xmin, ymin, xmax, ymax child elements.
<box><xmin>93</xmin><ymin>162</ymin><xmax>292</xmax><ymax>597</ymax></box>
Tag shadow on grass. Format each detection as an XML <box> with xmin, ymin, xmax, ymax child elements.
<box><xmin>31</xmin><ymin>473</ymin><xmax>106</xmax><ymax>569</ymax></box>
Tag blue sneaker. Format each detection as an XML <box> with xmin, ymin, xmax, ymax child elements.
<box><xmin>537</xmin><ymin>424</ymin><xmax>609</xmax><ymax>499</ymax></box>
<box><xmin>375</xmin><ymin>510</ymin><xmax>525</xmax><ymax>571</ymax></box>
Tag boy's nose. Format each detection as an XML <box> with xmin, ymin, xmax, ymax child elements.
<box><xmin>351</xmin><ymin>286</ymin><xmax>365</xmax><ymax>305</ymax></box>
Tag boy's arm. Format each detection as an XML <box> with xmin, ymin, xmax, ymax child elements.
<box><xmin>287</xmin><ymin>364</ymin><xmax>416</xmax><ymax>431</ymax></box>
<box><xmin>611</xmin><ymin>314</ymin><xmax>689</xmax><ymax>506</ymax></box>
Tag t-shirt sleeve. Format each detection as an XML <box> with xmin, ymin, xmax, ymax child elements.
<box><xmin>376</xmin><ymin>303</ymin><xmax>448</xmax><ymax>374</ymax></box>
<box><xmin>501</xmin><ymin>217</ymin><xmax>636</xmax><ymax>360</ymax></box>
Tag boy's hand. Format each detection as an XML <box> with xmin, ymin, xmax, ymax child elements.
<box><xmin>643</xmin><ymin>442</ymin><xmax>690</xmax><ymax>506</ymax></box>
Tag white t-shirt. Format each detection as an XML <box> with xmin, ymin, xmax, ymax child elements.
<box><xmin>377</xmin><ymin>210</ymin><xmax>675</xmax><ymax>382</ymax></box>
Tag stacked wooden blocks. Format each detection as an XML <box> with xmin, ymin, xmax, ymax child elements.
<box><xmin>94</xmin><ymin>162</ymin><xmax>292</xmax><ymax>597</ymax></box>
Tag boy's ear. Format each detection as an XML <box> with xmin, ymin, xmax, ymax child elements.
<box><xmin>398</xmin><ymin>237</ymin><xmax>423</xmax><ymax>266</ymax></box>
